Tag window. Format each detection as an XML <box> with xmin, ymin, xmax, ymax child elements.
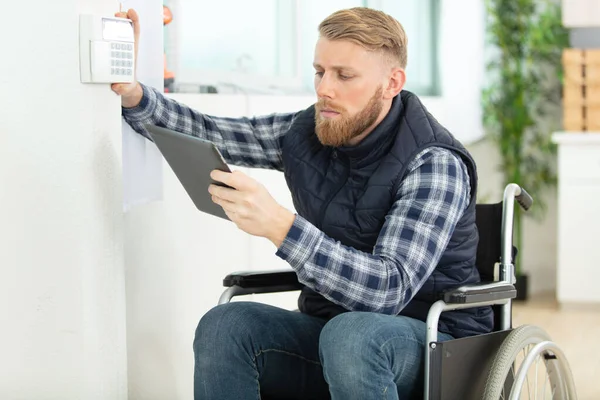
<box><xmin>378</xmin><ymin>0</ymin><xmax>440</xmax><ymax>95</ymax></box>
<box><xmin>166</xmin><ymin>0</ymin><xmax>440</xmax><ymax>96</ymax></box>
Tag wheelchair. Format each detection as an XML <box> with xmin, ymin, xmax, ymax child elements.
<box><xmin>217</xmin><ymin>184</ymin><xmax>578</xmax><ymax>399</ymax></box>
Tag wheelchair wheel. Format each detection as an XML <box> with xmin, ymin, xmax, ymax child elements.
<box><xmin>483</xmin><ymin>325</ymin><xmax>577</xmax><ymax>400</ymax></box>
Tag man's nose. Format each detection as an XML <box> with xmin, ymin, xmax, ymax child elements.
<box><xmin>316</xmin><ymin>73</ymin><xmax>335</xmax><ymax>99</ymax></box>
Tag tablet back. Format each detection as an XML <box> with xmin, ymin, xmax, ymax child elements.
<box><xmin>145</xmin><ymin>124</ymin><xmax>231</xmax><ymax>220</ymax></box>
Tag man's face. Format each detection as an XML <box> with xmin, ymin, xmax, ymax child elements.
<box><xmin>313</xmin><ymin>37</ymin><xmax>389</xmax><ymax>147</ymax></box>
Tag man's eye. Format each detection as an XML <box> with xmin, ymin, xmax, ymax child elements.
<box><xmin>339</xmin><ymin>74</ymin><xmax>352</xmax><ymax>81</ymax></box>
<box><xmin>315</xmin><ymin>71</ymin><xmax>324</xmax><ymax>77</ymax></box>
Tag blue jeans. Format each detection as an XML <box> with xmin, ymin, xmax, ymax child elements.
<box><xmin>193</xmin><ymin>302</ymin><xmax>453</xmax><ymax>400</ymax></box>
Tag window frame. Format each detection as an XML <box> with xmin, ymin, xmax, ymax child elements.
<box><xmin>170</xmin><ymin>0</ymin><xmax>441</xmax><ymax>96</ymax></box>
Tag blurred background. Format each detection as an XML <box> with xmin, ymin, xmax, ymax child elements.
<box><xmin>1</xmin><ymin>0</ymin><xmax>599</xmax><ymax>399</ymax></box>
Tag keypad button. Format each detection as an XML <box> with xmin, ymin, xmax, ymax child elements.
<box><xmin>126</xmin><ymin>68</ymin><xmax>132</xmax><ymax>75</ymax></box>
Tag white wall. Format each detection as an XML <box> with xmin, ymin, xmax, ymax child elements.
<box><xmin>562</xmin><ymin>0</ymin><xmax>600</xmax><ymax>27</ymax></box>
<box><xmin>0</xmin><ymin>0</ymin><xmax>127</xmax><ymax>399</ymax></box>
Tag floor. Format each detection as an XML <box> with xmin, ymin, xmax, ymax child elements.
<box><xmin>512</xmin><ymin>293</ymin><xmax>600</xmax><ymax>399</ymax></box>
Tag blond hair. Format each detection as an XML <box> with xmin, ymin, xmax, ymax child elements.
<box><xmin>318</xmin><ymin>7</ymin><xmax>408</xmax><ymax>69</ymax></box>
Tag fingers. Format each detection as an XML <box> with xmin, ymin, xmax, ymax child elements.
<box><xmin>209</xmin><ymin>183</ymin><xmax>256</xmax><ymax>216</ymax></box>
<box><xmin>114</xmin><ymin>8</ymin><xmax>140</xmax><ymax>37</ymax></box>
<box><xmin>208</xmin><ymin>184</ymin><xmax>242</xmax><ymax>203</ymax></box>
<box><xmin>127</xmin><ymin>9</ymin><xmax>141</xmax><ymax>37</ymax></box>
<box><xmin>210</xmin><ymin>170</ymin><xmax>255</xmax><ymax>191</ymax></box>
<box><xmin>210</xmin><ymin>170</ymin><xmax>232</xmax><ymax>187</ymax></box>
<box><xmin>127</xmin><ymin>8</ymin><xmax>140</xmax><ymax>24</ymax></box>
<box><xmin>111</xmin><ymin>83</ymin><xmax>126</xmax><ymax>94</ymax></box>
<box><xmin>111</xmin><ymin>82</ymin><xmax>135</xmax><ymax>96</ymax></box>
<box><xmin>211</xmin><ymin>194</ymin><xmax>237</xmax><ymax>214</ymax></box>
<box><xmin>114</xmin><ymin>9</ymin><xmax>137</xmax><ymax>21</ymax></box>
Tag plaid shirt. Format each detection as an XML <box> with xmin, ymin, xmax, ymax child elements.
<box><xmin>123</xmin><ymin>83</ymin><xmax>470</xmax><ymax>315</ymax></box>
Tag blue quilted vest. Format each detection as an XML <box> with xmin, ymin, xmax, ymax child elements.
<box><xmin>280</xmin><ymin>91</ymin><xmax>493</xmax><ymax>339</ymax></box>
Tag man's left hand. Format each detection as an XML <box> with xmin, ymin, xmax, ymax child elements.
<box><xmin>209</xmin><ymin>169</ymin><xmax>295</xmax><ymax>248</ymax></box>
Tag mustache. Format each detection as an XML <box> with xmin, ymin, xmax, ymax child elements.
<box><xmin>316</xmin><ymin>100</ymin><xmax>345</xmax><ymax>114</ymax></box>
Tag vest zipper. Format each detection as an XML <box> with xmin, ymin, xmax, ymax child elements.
<box><xmin>317</xmin><ymin>153</ymin><xmax>350</xmax><ymax>230</ymax></box>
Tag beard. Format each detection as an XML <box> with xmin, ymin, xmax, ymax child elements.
<box><xmin>314</xmin><ymin>85</ymin><xmax>384</xmax><ymax>147</ymax></box>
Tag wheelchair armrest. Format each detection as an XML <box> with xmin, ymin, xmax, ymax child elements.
<box><xmin>442</xmin><ymin>281</ymin><xmax>516</xmax><ymax>304</ymax></box>
<box><xmin>223</xmin><ymin>269</ymin><xmax>303</xmax><ymax>291</ymax></box>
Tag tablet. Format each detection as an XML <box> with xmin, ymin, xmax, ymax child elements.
<box><xmin>145</xmin><ymin>124</ymin><xmax>232</xmax><ymax>221</ymax></box>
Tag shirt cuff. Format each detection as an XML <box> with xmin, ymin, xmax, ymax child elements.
<box><xmin>121</xmin><ymin>82</ymin><xmax>157</xmax><ymax>122</ymax></box>
<box><xmin>275</xmin><ymin>214</ymin><xmax>322</xmax><ymax>268</ymax></box>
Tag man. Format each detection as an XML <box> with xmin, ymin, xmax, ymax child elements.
<box><xmin>114</xmin><ymin>7</ymin><xmax>492</xmax><ymax>400</ymax></box>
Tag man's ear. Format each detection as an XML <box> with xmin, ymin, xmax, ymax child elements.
<box><xmin>384</xmin><ymin>68</ymin><xmax>406</xmax><ymax>99</ymax></box>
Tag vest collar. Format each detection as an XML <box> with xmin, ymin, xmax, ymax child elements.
<box><xmin>337</xmin><ymin>94</ymin><xmax>403</xmax><ymax>167</ymax></box>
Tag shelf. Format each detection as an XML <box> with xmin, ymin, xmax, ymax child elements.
<box><xmin>562</xmin><ymin>0</ymin><xmax>600</xmax><ymax>28</ymax></box>
<box><xmin>552</xmin><ymin>132</ymin><xmax>600</xmax><ymax>144</ymax></box>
